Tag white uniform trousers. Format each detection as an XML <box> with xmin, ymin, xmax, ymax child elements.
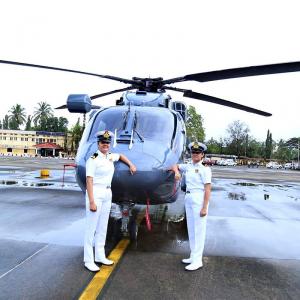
<box><xmin>185</xmin><ymin>190</ymin><xmax>208</xmax><ymax>264</ymax></box>
<box><xmin>84</xmin><ymin>187</ymin><xmax>112</xmax><ymax>263</ymax></box>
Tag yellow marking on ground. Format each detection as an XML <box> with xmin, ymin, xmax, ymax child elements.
<box><xmin>79</xmin><ymin>210</ymin><xmax>145</xmax><ymax>300</ymax></box>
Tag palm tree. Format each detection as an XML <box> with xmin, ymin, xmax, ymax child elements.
<box><xmin>33</xmin><ymin>101</ymin><xmax>53</xmax><ymax>128</ymax></box>
<box><xmin>8</xmin><ymin>104</ymin><xmax>26</xmax><ymax>129</ymax></box>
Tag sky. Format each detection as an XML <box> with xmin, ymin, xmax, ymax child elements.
<box><xmin>0</xmin><ymin>0</ymin><xmax>299</xmax><ymax>142</ymax></box>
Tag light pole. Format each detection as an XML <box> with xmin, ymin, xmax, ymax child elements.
<box><xmin>297</xmin><ymin>138</ymin><xmax>300</xmax><ymax>169</ymax></box>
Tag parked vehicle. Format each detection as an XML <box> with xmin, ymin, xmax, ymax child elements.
<box><xmin>224</xmin><ymin>159</ymin><xmax>237</xmax><ymax>166</ymax></box>
<box><xmin>266</xmin><ymin>162</ymin><xmax>282</xmax><ymax>169</ymax></box>
<box><xmin>216</xmin><ymin>159</ymin><xmax>236</xmax><ymax>166</ymax></box>
<box><xmin>284</xmin><ymin>163</ymin><xmax>293</xmax><ymax>169</ymax></box>
<box><xmin>203</xmin><ymin>158</ymin><xmax>215</xmax><ymax>166</ymax></box>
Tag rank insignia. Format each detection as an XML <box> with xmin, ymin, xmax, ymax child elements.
<box><xmin>91</xmin><ymin>153</ymin><xmax>98</xmax><ymax>159</ymax></box>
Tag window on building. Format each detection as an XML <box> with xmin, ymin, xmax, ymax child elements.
<box><xmin>32</xmin><ymin>138</ymin><xmax>35</xmax><ymax>142</ymax></box>
<box><xmin>21</xmin><ymin>138</ymin><xmax>24</xmax><ymax>141</ymax></box>
<box><xmin>14</xmin><ymin>137</ymin><xmax>17</xmax><ymax>141</ymax></box>
<box><xmin>7</xmin><ymin>148</ymin><xmax>12</xmax><ymax>152</ymax></box>
<box><xmin>24</xmin><ymin>149</ymin><xmax>28</xmax><ymax>153</ymax></box>
<box><xmin>10</xmin><ymin>137</ymin><xmax>13</xmax><ymax>140</ymax></box>
<box><xmin>25</xmin><ymin>138</ymin><xmax>28</xmax><ymax>141</ymax></box>
<box><xmin>3</xmin><ymin>137</ymin><xmax>6</xmax><ymax>140</ymax></box>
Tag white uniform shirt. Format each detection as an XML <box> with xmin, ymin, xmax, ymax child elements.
<box><xmin>86</xmin><ymin>150</ymin><xmax>120</xmax><ymax>186</ymax></box>
<box><xmin>178</xmin><ymin>161</ymin><xmax>211</xmax><ymax>191</ymax></box>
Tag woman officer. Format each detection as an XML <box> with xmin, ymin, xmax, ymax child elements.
<box><xmin>171</xmin><ymin>141</ymin><xmax>212</xmax><ymax>271</ymax></box>
<box><xmin>84</xmin><ymin>130</ymin><xmax>137</xmax><ymax>272</ymax></box>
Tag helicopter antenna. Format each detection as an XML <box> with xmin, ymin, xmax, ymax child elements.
<box><xmin>113</xmin><ymin>128</ymin><xmax>118</xmax><ymax>148</ymax></box>
<box><xmin>129</xmin><ymin>130</ymin><xmax>134</xmax><ymax>150</ymax></box>
<box><xmin>82</xmin><ymin>113</ymin><xmax>86</xmax><ymax>132</ymax></box>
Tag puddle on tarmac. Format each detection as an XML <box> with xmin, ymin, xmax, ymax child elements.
<box><xmin>221</xmin><ymin>180</ymin><xmax>300</xmax><ymax>202</ymax></box>
<box><xmin>0</xmin><ymin>179</ymin><xmax>78</xmax><ymax>190</ymax></box>
<box><xmin>234</xmin><ymin>182</ymin><xmax>294</xmax><ymax>188</ymax></box>
<box><xmin>228</xmin><ymin>192</ymin><xmax>246</xmax><ymax>201</ymax></box>
<box><xmin>0</xmin><ymin>180</ymin><xmax>18</xmax><ymax>185</ymax></box>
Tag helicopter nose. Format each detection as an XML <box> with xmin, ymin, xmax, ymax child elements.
<box><xmin>113</xmin><ymin>152</ymin><xmax>164</xmax><ymax>188</ymax></box>
<box><xmin>115</xmin><ymin>152</ymin><xmax>162</xmax><ymax>172</ymax></box>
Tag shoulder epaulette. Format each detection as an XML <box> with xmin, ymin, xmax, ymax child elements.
<box><xmin>91</xmin><ymin>153</ymin><xmax>98</xmax><ymax>159</ymax></box>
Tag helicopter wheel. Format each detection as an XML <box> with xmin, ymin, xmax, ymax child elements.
<box><xmin>129</xmin><ymin>218</ymin><xmax>138</xmax><ymax>241</ymax></box>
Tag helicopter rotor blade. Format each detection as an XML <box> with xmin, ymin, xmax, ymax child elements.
<box><xmin>0</xmin><ymin>59</ymin><xmax>136</xmax><ymax>85</ymax></box>
<box><xmin>90</xmin><ymin>86</ymin><xmax>134</xmax><ymax>100</ymax></box>
<box><xmin>163</xmin><ymin>86</ymin><xmax>271</xmax><ymax>116</ymax></box>
<box><xmin>162</xmin><ymin>61</ymin><xmax>300</xmax><ymax>84</ymax></box>
<box><xmin>55</xmin><ymin>104</ymin><xmax>101</xmax><ymax>110</ymax></box>
<box><xmin>184</xmin><ymin>90</ymin><xmax>272</xmax><ymax>116</ymax></box>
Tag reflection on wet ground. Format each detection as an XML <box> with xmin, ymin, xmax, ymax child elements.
<box><xmin>1</xmin><ymin>162</ymin><xmax>300</xmax><ymax>299</ymax></box>
<box><xmin>215</xmin><ymin>179</ymin><xmax>300</xmax><ymax>203</ymax></box>
<box><xmin>0</xmin><ymin>167</ymin><xmax>79</xmax><ymax>190</ymax></box>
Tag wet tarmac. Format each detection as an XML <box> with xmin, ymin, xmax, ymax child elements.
<box><xmin>1</xmin><ymin>158</ymin><xmax>300</xmax><ymax>299</ymax></box>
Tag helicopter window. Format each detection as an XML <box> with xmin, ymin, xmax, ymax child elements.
<box><xmin>135</xmin><ymin>109</ymin><xmax>175</xmax><ymax>143</ymax></box>
<box><xmin>88</xmin><ymin>108</ymin><xmax>125</xmax><ymax>141</ymax></box>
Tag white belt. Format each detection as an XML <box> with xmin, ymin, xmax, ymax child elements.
<box><xmin>94</xmin><ymin>185</ymin><xmax>111</xmax><ymax>189</ymax></box>
<box><xmin>186</xmin><ymin>189</ymin><xmax>203</xmax><ymax>193</ymax></box>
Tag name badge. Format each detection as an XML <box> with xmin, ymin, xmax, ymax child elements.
<box><xmin>195</xmin><ymin>169</ymin><xmax>199</xmax><ymax>173</ymax></box>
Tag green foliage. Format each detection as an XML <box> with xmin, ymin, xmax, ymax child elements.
<box><xmin>33</xmin><ymin>101</ymin><xmax>53</xmax><ymax>129</ymax></box>
<box><xmin>206</xmin><ymin>137</ymin><xmax>225</xmax><ymax>154</ymax></box>
<box><xmin>246</xmin><ymin>139</ymin><xmax>265</xmax><ymax>158</ymax></box>
<box><xmin>25</xmin><ymin>115</ymin><xmax>32</xmax><ymax>131</ymax></box>
<box><xmin>225</xmin><ymin>120</ymin><xmax>249</xmax><ymax>156</ymax></box>
<box><xmin>273</xmin><ymin>139</ymin><xmax>293</xmax><ymax>161</ymax></box>
<box><xmin>2</xmin><ymin>115</ymin><xmax>9</xmax><ymax>129</ymax></box>
<box><xmin>265</xmin><ymin>129</ymin><xmax>273</xmax><ymax>159</ymax></box>
<box><xmin>186</xmin><ymin>106</ymin><xmax>205</xmax><ymax>143</ymax></box>
<box><xmin>70</xmin><ymin>118</ymin><xmax>83</xmax><ymax>152</ymax></box>
<box><xmin>8</xmin><ymin>104</ymin><xmax>26</xmax><ymax>130</ymax></box>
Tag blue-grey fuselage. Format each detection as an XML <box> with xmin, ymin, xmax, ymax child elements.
<box><xmin>75</xmin><ymin>93</ymin><xmax>186</xmax><ymax>206</ymax></box>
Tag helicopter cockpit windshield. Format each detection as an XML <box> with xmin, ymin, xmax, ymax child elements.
<box><xmin>88</xmin><ymin>108</ymin><xmax>125</xmax><ymax>141</ymax></box>
<box><xmin>89</xmin><ymin>107</ymin><xmax>175</xmax><ymax>145</ymax></box>
<box><xmin>134</xmin><ymin>108</ymin><xmax>175</xmax><ymax>144</ymax></box>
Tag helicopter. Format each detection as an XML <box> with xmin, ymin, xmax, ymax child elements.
<box><xmin>1</xmin><ymin>59</ymin><xmax>300</xmax><ymax>237</ymax></box>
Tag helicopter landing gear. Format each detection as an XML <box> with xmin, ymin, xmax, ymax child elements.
<box><xmin>120</xmin><ymin>203</ymin><xmax>138</xmax><ymax>240</ymax></box>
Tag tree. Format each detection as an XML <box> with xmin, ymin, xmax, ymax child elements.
<box><xmin>246</xmin><ymin>138</ymin><xmax>265</xmax><ymax>158</ymax></box>
<box><xmin>265</xmin><ymin>129</ymin><xmax>273</xmax><ymax>159</ymax></box>
<box><xmin>0</xmin><ymin>119</ymin><xmax>2</xmax><ymax>129</ymax></box>
<box><xmin>8</xmin><ymin>104</ymin><xmax>26</xmax><ymax>130</ymax></box>
<box><xmin>273</xmin><ymin>139</ymin><xmax>294</xmax><ymax>161</ymax></box>
<box><xmin>70</xmin><ymin>118</ymin><xmax>83</xmax><ymax>153</ymax></box>
<box><xmin>284</xmin><ymin>137</ymin><xmax>300</xmax><ymax>161</ymax></box>
<box><xmin>33</xmin><ymin>101</ymin><xmax>53</xmax><ymax>129</ymax></box>
<box><xmin>58</xmin><ymin>117</ymin><xmax>68</xmax><ymax>132</ymax></box>
<box><xmin>2</xmin><ymin>115</ymin><xmax>9</xmax><ymax>129</ymax></box>
<box><xmin>225</xmin><ymin>120</ymin><xmax>249</xmax><ymax>156</ymax></box>
<box><xmin>186</xmin><ymin>106</ymin><xmax>205</xmax><ymax>142</ymax></box>
<box><xmin>25</xmin><ymin>115</ymin><xmax>32</xmax><ymax>131</ymax></box>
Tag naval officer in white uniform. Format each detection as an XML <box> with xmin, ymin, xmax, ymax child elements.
<box><xmin>171</xmin><ymin>141</ymin><xmax>212</xmax><ymax>271</ymax></box>
<box><xmin>84</xmin><ymin>130</ymin><xmax>137</xmax><ymax>272</ymax></box>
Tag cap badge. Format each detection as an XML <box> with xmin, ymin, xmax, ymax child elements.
<box><xmin>103</xmin><ymin>131</ymin><xmax>110</xmax><ymax>138</ymax></box>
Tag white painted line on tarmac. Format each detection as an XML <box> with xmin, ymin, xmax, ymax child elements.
<box><xmin>0</xmin><ymin>244</ymin><xmax>49</xmax><ymax>280</ymax></box>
